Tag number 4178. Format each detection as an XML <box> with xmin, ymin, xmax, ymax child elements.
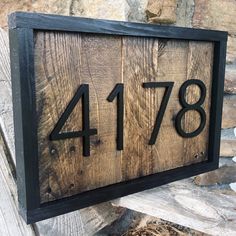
<box><xmin>50</xmin><ymin>79</ymin><xmax>206</xmax><ymax>156</ymax></box>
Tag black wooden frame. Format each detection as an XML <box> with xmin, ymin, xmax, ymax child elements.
<box><xmin>8</xmin><ymin>12</ymin><xmax>228</xmax><ymax>224</ymax></box>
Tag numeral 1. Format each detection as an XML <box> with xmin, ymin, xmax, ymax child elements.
<box><xmin>50</xmin><ymin>84</ymin><xmax>97</xmax><ymax>156</ymax></box>
<box><xmin>143</xmin><ymin>82</ymin><xmax>174</xmax><ymax>145</ymax></box>
<box><xmin>107</xmin><ymin>84</ymin><xmax>124</xmax><ymax>150</ymax></box>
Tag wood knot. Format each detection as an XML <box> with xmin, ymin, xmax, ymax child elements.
<box><xmin>91</xmin><ymin>139</ymin><xmax>102</xmax><ymax>146</ymax></box>
<box><xmin>194</xmin><ymin>154</ymin><xmax>199</xmax><ymax>159</ymax></box>
<box><xmin>69</xmin><ymin>146</ymin><xmax>76</xmax><ymax>153</ymax></box>
<box><xmin>47</xmin><ymin>187</ymin><xmax>52</xmax><ymax>193</ymax></box>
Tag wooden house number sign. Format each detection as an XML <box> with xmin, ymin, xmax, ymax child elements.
<box><xmin>9</xmin><ymin>12</ymin><xmax>227</xmax><ymax>223</ymax></box>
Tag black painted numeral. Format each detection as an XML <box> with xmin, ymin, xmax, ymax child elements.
<box><xmin>50</xmin><ymin>84</ymin><xmax>97</xmax><ymax>156</ymax></box>
<box><xmin>175</xmin><ymin>79</ymin><xmax>206</xmax><ymax>138</ymax></box>
<box><xmin>107</xmin><ymin>84</ymin><xmax>124</xmax><ymax>150</ymax></box>
<box><xmin>143</xmin><ymin>82</ymin><xmax>174</xmax><ymax>145</ymax></box>
<box><xmin>50</xmin><ymin>80</ymin><xmax>207</xmax><ymax>153</ymax></box>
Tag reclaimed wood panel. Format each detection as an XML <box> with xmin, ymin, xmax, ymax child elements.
<box><xmin>0</xmin><ymin>28</ymin><xmax>123</xmax><ymax>236</ymax></box>
<box><xmin>34</xmin><ymin>31</ymin><xmax>214</xmax><ymax>203</ymax></box>
<box><xmin>112</xmin><ymin>178</ymin><xmax>236</xmax><ymax>236</ymax></box>
<box><xmin>3</xmin><ymin>27</ymin><xmax>234</xmax><ymax>235</ymax></box>
<box><xmin>35</xmin><ymin>32</ymin><xmax>122</xmax><ymax>203</ymax></box>
<box><xmin>122</xmin><ymin>39</ymin><xmax>212</xmax><ymax>180</ymax></box>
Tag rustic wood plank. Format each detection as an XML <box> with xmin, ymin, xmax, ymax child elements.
<box><xmin>34</xmin><ymin>31</ymin><xmax>214</xmax><ymax>203</ymax></box>
<box><xmin>183</xmin><ymin>41</ymin><xmax>213</xmax><ymax>162</ymax></box>
<box><xmin>0</xmin><ymin>145</ymin><xmax>35</xmax><ymax>236</ymax></box>
<box><xmin>0</xmin><ymin>28</ymin><xmax>15</xmax><ymax>163</ymax></box>
<box><xmin>34</xmin><ymin>31</ymin><xmax>122</xmax><ymax>203</ymax></box>
<box><xmin>34</xmin><ymin>202</ymin><xmax>123</xmax><ymax>236</ymax></box>
<box><xmin>0</xmin><ymin>28</ymin><xmax>123</xmax><ymax>236</ymax></box>
<box><xmin>122</xmin><ymin>38</ymin><xmax>212</xmax><ymax>180</ymax></box>
<box><xmin>112</xmin><ymin>178</ymin><xmax>236</xmax><ymax>236</ymax></box>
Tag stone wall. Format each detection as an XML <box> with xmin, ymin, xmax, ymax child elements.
<box><xmin>0</xmin><ymin>0</ymin><xmax>235</xmax><ymax>186</ymax></box>
<box><xmin>1</xmin><ymin>0</ymin><xmax>235</xmax><ymax>94</ymax></box>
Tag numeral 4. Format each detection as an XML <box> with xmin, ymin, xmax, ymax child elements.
<box><xmin>50</xmin><ymin>84</ymin><xmax>97</xmax><ymax>156</ymax></box>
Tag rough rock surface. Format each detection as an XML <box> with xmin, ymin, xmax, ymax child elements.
<box><xmin>226</xmin><ymin>36</ymin><xmax>236</xmax><ymax>65</ymax></box>
<box><xmin>145</xmin><ymin>0</ymin><xmax>177</xmax><ymax>23</ymax></box>
<box><xmin>220</xmin><ymin>128</ymin><xmax>236</xmax><ymax>157</ymax></box>
<box><xmin>175</xmin><ymin>0</ymin><xmax>195</xmax><ymax>27</ymax></box>
<box><xmin>193</xmin><ymin>0</ymin><xmax>236</xmax><ymax>33</ymax></box>
<box><xmin>0</xmin><ymin>0</ymin><xmax>71</xmax><ymax>29</ymax></box>
<box><xmin>70</xmin><ymin>0</ymin><xmax>130</xmax><ymax>20</ymax></box>
<box><xmin>222</xmin><ymin>95</ymin><xmax>236</xmax><ymax>129</ymax></box>
<box><xmin>193</xmin><ymin>0</ymin><xmax>236</xmax><ymax>69</ymax></box>
<box><xmin>225</xmin><ymin>68</ymin><xmax>236</xmax><ymax>94</ymax></box>
<box><xmin>194</xmin><ymin>158</ymin><xmax>236</xmax><ymax>186</ymax></box>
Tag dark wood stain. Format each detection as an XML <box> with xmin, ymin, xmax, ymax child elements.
<box><xmin>34</xmin><ymin>32</ymin><xmax>214</xmax><ymax>203</ymax></box>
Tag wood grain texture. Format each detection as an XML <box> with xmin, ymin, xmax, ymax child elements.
<box><xmin>122</xmin><ymin>38</ymin><xmax>212</xmax><ymax>180</ymax></box>
<box><xmin>0</xmin><ymin>28</ymin><xmax>123</xmax><ymax>236</ymax></box>
<box><xmin>112</xmin><ymin>178</ymin><xmax>236</xmax><ymax>236</ymax></box>
<box><xmin>0</xmin><ymin>28</ymin><xmax>15</xmax><ymax>163</ymax></box>
<box><xmin>34</xmin><ymin>31</ymin><xmax>214</xmax><ymax>203</ymax></box>
<box><xmin>0</xmin><ymin>145</ymin><xmax>35</xmax><ymax>236</ymax></box>
<box><xmin>35</xmin><ymin>32</ymin><xmax>122</xmax><ymax>202</ymax></box>
<box><xmin>34</xmin><ymin>203</ymin><xmax>123</xmax><ymax>236</ymax></box>
<box><xmin>2</xmin><ymin>27</ymin><xmax>233</xmax><ymax>235</ymax></box>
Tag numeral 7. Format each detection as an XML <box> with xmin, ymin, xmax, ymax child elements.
<box><xmin>142</xmin><ymin>82</ymin><xmax>174</xmax><ymax>145</ymax></box>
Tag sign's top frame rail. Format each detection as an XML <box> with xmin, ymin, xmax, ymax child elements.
<box><xmin>8</xmin><ymin>11</ymin><xmax>228</xmax><ymax>42</ymax></box>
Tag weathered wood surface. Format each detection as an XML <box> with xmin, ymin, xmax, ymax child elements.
<box><xmin>0</xmin><ymin>28</ymin><xmax>15</xmax><ymax>162</ymax></box>
<box><xmin>0</xmin><ymin>28</ymin><xmax>123</xmax><ymax>236</ymax></box>
<box><xmin>0</xmin><ymin>136</ymin><xmax>122</xmax><ymax>235</ymax></box>
<box><xmin>112</xmin><ymin>178</ymin><xmax>236</xmax><ymax>236</ymax></box>
<box><xmin>34</xmin><ymin>31</ymin><xmax>213</xmax><ymax>203</ymax></box>
<box><xmin>0</xmin><ymin>145</ymin><xmax>35</xmax><ymax>236</ymax></box>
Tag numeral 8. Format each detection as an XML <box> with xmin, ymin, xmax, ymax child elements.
<box><xmin>175</xmin><ymin>79</ymin><xmax>207</xmax><ymax>138</ymax></box>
